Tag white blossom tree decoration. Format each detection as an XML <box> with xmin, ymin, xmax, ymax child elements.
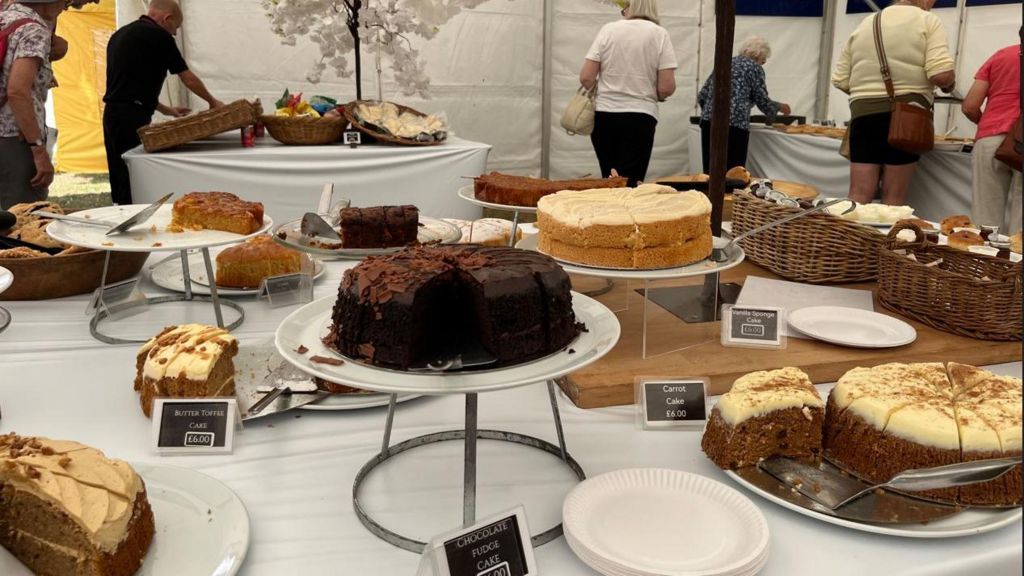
<box><xmin>262</xmin><ymin>0</ymin><xmax>508</xmax><ymax>99</ymax></box>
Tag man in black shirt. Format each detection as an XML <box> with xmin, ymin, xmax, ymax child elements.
<box><xmin>102</xmin><ymin>0</ymin><xmax>222</xmax><ymax>204</ymax></box>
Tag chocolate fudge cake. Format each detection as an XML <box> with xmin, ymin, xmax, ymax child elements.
<box><xmin>340</xmin><ymin>205</ymin><xmax>419</xmax><ymax>248</ymax></box>
<box><xmin>328</xmin><ymin>245</ymin><xmax>581</xmax><ymax>369</ymax></box>
<box><xmin>0</xmin><ymin>434</ymin><xmax>155</xmax><ymax>576</ymax></box>
<box><xmin>701</xmin><ymin>367</ymin><xmax>824</xmax><ymax>469</ymax></box>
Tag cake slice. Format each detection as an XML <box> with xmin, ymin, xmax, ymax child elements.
<box><xmin>216</xmin><ymin>235</ymin><xmax>304</xmax><ymax>288</ymax></box>
<box><xmin>134</xmin><ymin>324</ymin><xmax>239</xmax><ymax>418</ymax></box>
<box><xmin>701</xmin><ymin>367</ymin><xmax>824</xmax><ymax>469</ymax></box>
<box><xmin>169</xmin><ymin>192</ymin><xmax>264</xmax><ymax>235</ymax></box>
<box><xmin>0</xmin><ymin>434</ymin><xmax>154</xmax><ymax>576</ymax></box>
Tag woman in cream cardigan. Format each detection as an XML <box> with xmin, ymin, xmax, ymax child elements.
<box><xmin>832</xmin><ymin>0</ymin><xmax>955</xmax><ymax>205</ymax></box>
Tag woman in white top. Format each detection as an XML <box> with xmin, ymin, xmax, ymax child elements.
<box><xmin>579</xmin><ymin>0</ymin><xmax>676</xmax><ymax>186</ymax></box>
<box><xmin>832</xmin><ymin>0</ymin><xmax>955</xmax><ymax>205</ymax></box>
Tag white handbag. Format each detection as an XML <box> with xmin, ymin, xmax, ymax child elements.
<box><xmin>561</xmin><ymin>85</ymin><xmax>596</xmax><ymax>136</ymax></box>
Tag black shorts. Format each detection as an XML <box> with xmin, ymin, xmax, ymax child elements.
<box><xmin>848</xmin><ymin>112</ymin><xmax>920</xmax><ymax>166</ymax></box>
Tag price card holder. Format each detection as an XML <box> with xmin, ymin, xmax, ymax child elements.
<box><xmin>417</xmin><ymin>506</ymin><xmax>537</xmax><ymax>576</ymax></box>
<box><xmin>721</xmin><ymin>304</ymin><xmax>786</xmax><ymax>350</ymax></box>
<box><xmin>85</xmin><ymin>278</ymin><xmax>145</xmax><ymax>318</ymax></box>
<box><xmin>635</xmin><ymin>377</ymin><xmax>708</xmax><ymax>430</ymax></box>
<box><xmin>343</xmin><ymin>131</ymin><xmax>362</xmax><ymax>148</ymax></box>
<box><xmin>151</xmin><ymin>399</ymin><xmax>240</xmax><ymax>455</ymax></box>
<box><xmin>258</xmin><ymin>267</ymin><xmax>313</xmax><ymax>309</ymax></box>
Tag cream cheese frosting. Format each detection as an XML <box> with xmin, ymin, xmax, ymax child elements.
<box><xmin>537</xmin><ymin>184</ymin><xmax>711</xmax><ymax>229</ymax></box>
<box><xmin>138</xmin><ymin>323</ymin><xmax>236</xmax><ymax>381</ymax></box>
<box><xmin>0</xmin><ymin>434</ymin><xmax>142</xmax><ymax>552</ymax></box>
<box><xmin>716</xmin><ymin>367</ymin><xmax>823</xmax><ymax>426</ymax></box>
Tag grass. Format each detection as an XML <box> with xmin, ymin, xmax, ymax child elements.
<box><xmin>48</xmin><ymin>172</ymin><xmax>112</xmax><ymax>211</ymax></box>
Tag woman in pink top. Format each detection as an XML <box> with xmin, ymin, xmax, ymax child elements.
<box><xmin>962</xmin><ymin>35</ymin><xmax>1021</xmax><ymax>234</ymax></box>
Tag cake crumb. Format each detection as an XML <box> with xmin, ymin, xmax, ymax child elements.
<box><xmin>296</xmin><ymin>345</ymin><xmax>309</xmax><ymax>355</ymax></box>
<box><xmin>568</xmin><ymin>348</ymin><xmax>576</xmax><ymax>354</ymax></box>
<box><xmin>151</xmin><ymin>242</ymin><xmax>163</xmax><ymax>247</ymax></box>
<box><xmin>310</xmin><ymin>355</ymin><xmax>344</xmax><ymax>366</ymax></box>
<box><xmin>102</xmin><ymin>241</ymin><xmax>114</xmax><ymax>247</ymax></box>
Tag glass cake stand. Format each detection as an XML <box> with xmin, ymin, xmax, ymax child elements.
<box><xmin>456</xmin><ymin>185</ymin><xmax>536</xmax><ymax>248</ymax></box>
<box><xmin>517</xmin><ymin>234</ymin><xmax>745</xmax><ymax>358</ymax></box>
<box><xmin>46</xmin><ymin>204</ymin><xmax>273</xmax><ymax>344</ymax></box>
<box><xmin>274</xmin><ymin>292</ymin><xmax>621</xmax><ymax>552</ymax></box>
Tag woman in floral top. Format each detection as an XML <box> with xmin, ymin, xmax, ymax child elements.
<box><xmin>697</xmin><ymin>37</ymin><xmax>790</xmax><ymax>173</ymax></box>
<box><xmin>0</xmin><ymin>0</ymin><xmax>63</xmax><ymax>209</ymax></box>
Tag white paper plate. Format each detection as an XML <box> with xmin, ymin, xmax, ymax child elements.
<box><xmin>517</xmin><ymin>234</ymin><xmax>745</xmax><ymax>280</ymax></box>
<box><xmin>457</xmin><ymin>184</ymin><xmax>539</xmax><ymax>214</ymax></box>
<box><xmin>46</xmin><ymin>204</ymin><xmax>273</xmax><ymax>252</ymax></box>
<box><xmin>150</xmin><ymin>247</ymin><xmax>325</xmax><ymax>296</ymax></box>
<box><xmin>788</xmin><ymin>305</ymin><xmax>917</xmax><ymax>348</ymax></box>
<box><xmin>563</xmin><ymin>468</ymin><xmax>769</xmax><ymax>576</ymax></box>
<box><xmin>725</xmin><ymin>469</ymin><xmax>1023</xmax><ymax>539</ymax></box>
<box><xmin>275</xmin><ymin>292</ymin><xmax>620</xmax><ymax>395</ymax></box>
<box><xmin>0</xmin><ymin>266</ymin><xmax>12</xmax><ymax>295</ymax></box>
<box><xmin>0</xmin><ymin>463</ymin><xmax>250</xmax><ymax>576</ymax></box>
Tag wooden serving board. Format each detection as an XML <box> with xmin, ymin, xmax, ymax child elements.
<box><xmin>560</xmin><ymin>262</ymin><xmax>1021</xmax><ymax>409</ymax></box>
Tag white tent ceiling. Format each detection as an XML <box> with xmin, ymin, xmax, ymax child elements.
<box><xmin>115</xmin><ymin>0</ymin><xmax>1021</xmax><ymax>181</ymax></box>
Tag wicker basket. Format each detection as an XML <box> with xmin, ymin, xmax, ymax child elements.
<box><xmin>730</xmin><ymin>192</ymin><xmax>885</xmax><ymax>284</ymax></box>
<box><xmin>343</xmin><ymin>100</ymin><xmax>446</xmax><ymax>146</ymax></box>
<box><xmin>878</xmin><ymin>222</ymin><xmax>1022</xmax><ymax>341</ymax></box>
<box><xmin>137</xmin><ymin>99</ymin><xmax>261</xmax><ymax>152</ymax></box>
<box><xmin>260</xmin><ymin>114</ymin><xmax>346</xmax><ymax>145</ymax></box>
<box><xmin>0</xmin><ymin>250</ymin><xmax>148</xmax><ymax>301</ymax></box>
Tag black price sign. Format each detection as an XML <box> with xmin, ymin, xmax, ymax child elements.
<box><xmin>151</xmin><ymin>399</ymin><xmax>237</xmax><ymax>455</ymax></box>
<box><xmin>641</xmin><ymin>380</ymin><xmax>707</xmax><ymax>428</ymax></box>
<box><xmin>725</xmin><ymin>306</ymin><xmax>782</xmax><ymax>346</ymax></box>
<box><xmin>443</xmin><ymin>515</ymin><xmax>527</xmax><ymax>576</ymax></box>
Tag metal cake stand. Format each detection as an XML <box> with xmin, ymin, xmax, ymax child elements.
<box><xmin>45</xmin><ymin>204</ymin><xmax>272</xmax><ymax>344</ymax></box>
<box><xmin>274</xmin><ymin>293</ymin><xmax>621</xmax><ymax>552</ymax></box>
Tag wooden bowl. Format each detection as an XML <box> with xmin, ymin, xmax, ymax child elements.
<box><xmin>0</xmin><ymin>250</ymin><xmax>148</xmax><ymax>301</ymax></box>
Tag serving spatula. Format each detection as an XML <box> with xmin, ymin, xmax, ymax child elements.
<box><xmin>104</xmin><ymin>192</ymin><xmax>174</xmax><ymax>236</ymax></box>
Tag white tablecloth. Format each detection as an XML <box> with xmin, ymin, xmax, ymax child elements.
<box><xmin>1</xmin><ymin>258</ymin><xmax>1021</xmax><ymax>576</ymax></box>
<box><xmin>687</xmin><ymin>125</ymin><xmax>974</xmax><ymax>223</ymax></box>
<box><xmin>124</xmin><ymin>135</ymin><xmax>492</xmax><ymax>223</ymax></box>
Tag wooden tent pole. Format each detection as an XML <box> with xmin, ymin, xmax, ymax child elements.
<box><xmin>708</xmin><ymin>0</ymin><xmax>735</xmax><ymax>237</ymax></box>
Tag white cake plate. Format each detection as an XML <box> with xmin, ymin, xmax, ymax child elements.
<box><xmin>274</xmin><ymin>291</ymin><xmax>620</xmax><ymax>395</ymax></box>
<box><xmin>150</xmin><ymin>247</ymin><xmax>326</xmax><ymax>297</ymax></box>
<box><xmin>45</xmin><ymin>204</ymin><xmax>272</xmax><ymax>345</ymax></box>
<box><xmin>45</xmin><ymin>204</ymin><xmax>272</xmax><ymax>252</ymax></box>
<box><xmin>725</xmin><ymin>469</ymin><xmax>1022</xmax><ymax>539</ymax></box>
<box><xmin>271</xmin><ymin>215</ymin><xmax>461</xmax><ymax>259</ymax></box>
<box><xmin>0</xmin><ymin>265</ymin><xmax>11</xmax><ymax>335</ymax></box>
<box><xmin>456</xmin><ymin>184</ymin><xmax>539</xmax><ymax>214</ymax></box>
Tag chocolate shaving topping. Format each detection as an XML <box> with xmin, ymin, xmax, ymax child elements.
<box><xmin>296</xmin><ymin>345</ymin><xmax>309</xmax><ymax>355</ymax></box>
<box><xmin>310</xmin><ymin>355</ymin><xmax>345</xmax><ymax>366</ymax></box>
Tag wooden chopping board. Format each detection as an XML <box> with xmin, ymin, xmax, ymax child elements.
<box><xmin>561</xmin><ymin>262</ymin><xmax>1021</xmax><ymax>409</ymax></box>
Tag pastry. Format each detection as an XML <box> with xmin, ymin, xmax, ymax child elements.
<box><xmin>537</xmin><ymin>184</ymin><xmax>712</xmax><ymax>269</ymax></box>
<box><xmin>1010</xmin><ymin>232</ymin><xmax>1021</xmax><ymax>255</ymax></box>
<box><xmin>215</xmin><ymin>235</ymin><xmax>303</xmax><ymax>289</ymax></box>
<box><xmin>947</xmin><ymin>230</ymin><xmax>984</xmax><ymax>251</ymax></box>
<box><xmin>0</xmin><ymin>433</ymin><xmax>155</xmax><ymax>576</ymax></box>
<box><xmin>169</xmin><ymin>192</ymin><xmax>264</xmax><ymax>235</ymax></box>
<box><xmin>940</xmin><ymin>215</ymin><xmax>973</xmax><ymax>236</ymax></box>
<box><xmin>449</xmin><ymin>218</ymin><xmax>523</xmax><ymax>247</ymax></box>
<box><xmin>701</xmin><ymin>367</ymin><xmax>824</xmax><ymax>469</ymax></box>
<box><xmin>897</xmin><ymin>218</ymin><xmax>935</xmax><ymax>231</ymax></box>
<box><xmin>133</xmin><ymin>324</ymin><xmax>239</xmax><ymax>418</ymax></box>
<box><xmin>0</xmin><ymin>247</ymin><xmax>50</xmax><ymax>259</ymax></box>
<box><xmin>473</xmin><ymin>172</ymin><xmax>628</xmax><ymax>208</ymax></box>
<box><xmin>328</xmin><ymin>245</ymin><xmax>581</xmax><ymax>370</ymax></box>
<box><xmin>725</xmin><ymin>166</ymin><xmax>751</xmax><ymax>185</ymax></box>
<box><xmin>339</xmin><ymin>205</ymin><xmax>419</xmax><ymax>249</ymax></box>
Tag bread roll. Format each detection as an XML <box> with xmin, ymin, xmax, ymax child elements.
<box><xmin>946</xmin><ymin>230</ymin><xmax>983</xmax><ymax>251</ymax></box>
<box><xmin>940</xmin><ymin>215</ymin><xmax>972</xmax><ymax>236</ymax></box>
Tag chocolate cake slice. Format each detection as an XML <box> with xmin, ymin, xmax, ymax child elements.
<box><xmin>340</xmin><ymin>205</ymin><xmax>419</xmax><ymax>248</ymax></box>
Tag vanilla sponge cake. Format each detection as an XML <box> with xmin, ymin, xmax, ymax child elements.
<box><xmin>134</xmin><ymin>324</ymin><xmax>239</xmax><ymax>418</ymax></box>
<box><xmin>701</xmin><ymin>367</ymin><xmax>824</xmax><ymax>469</ymax></box>
<box><xmin>0</xmin><ymin>433</ymin><xmax>155</xmax><ymax>576</ymax></box>
<box><xmin>537</xmin><ymin>184</ymin><xmax>712</xmax><ymax>269</ymax></box>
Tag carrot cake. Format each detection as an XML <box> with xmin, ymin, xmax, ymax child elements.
<box><xmin>701</xmin><ymin>367</ymin><xmax>824</xmax><ymax>469</ymax></box>
<box><xmin>133</xmin><ymin>324</ymin><xmax>239</xmax><ymax>418</ymax></box>
<box><xmin>0</xmin><ymin>433</ymin><xmax>154</xmax><ymax>576</ymax></box>
<box><xmin>537</xmin><ymin>184</ymin><xmax>712</xmax><ymax>269</ymax></box>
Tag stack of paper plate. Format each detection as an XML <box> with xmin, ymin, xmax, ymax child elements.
<box><xmin>563</xmin><ymin>468</ymin><xmax>769</xmax><ymax>576</ymax></box>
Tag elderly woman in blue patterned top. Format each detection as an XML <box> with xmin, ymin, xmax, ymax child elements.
<box><xmin>697</xmin><ymin>37</ymin><xmax>791</xmax><ymax>173</ymax></box>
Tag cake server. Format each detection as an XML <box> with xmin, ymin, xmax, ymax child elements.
<box><xmin>710</xmin><ymin>198</ymin><xmax>856</xmax><ymax>262</ymax></box>
<box><xmin>104</xmin><ymin>192</ymin><xmax>175</xmax><ymax>236</ymax></box>
<box><xmin>234</xmin><ymin>349</ymin><xmax>330</xmax><ymax>420</ymax></box>
<box><xmin>300</xmin><ymin>213</ymin><xmax>342</xmax><ymax>241</ymax></box>
<box><xmin>35</xmin><ymin>211</ymin><xmax>119</xmax><ymax>228</ymax></box>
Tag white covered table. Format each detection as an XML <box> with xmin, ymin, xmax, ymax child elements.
<box><xmin>124</xmin><ymin>135</ymin><xmax>491</xmax><ymax>222</ymax></box>
<box><xmin>687</xmin><ymin>125</ymin><xmax>974</xmax><ymax>223</ymax></box>
<box><xmin>0</xmin><ymin>258</ymin><xmax>1021</xmax><ymax>575</ymax></box>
